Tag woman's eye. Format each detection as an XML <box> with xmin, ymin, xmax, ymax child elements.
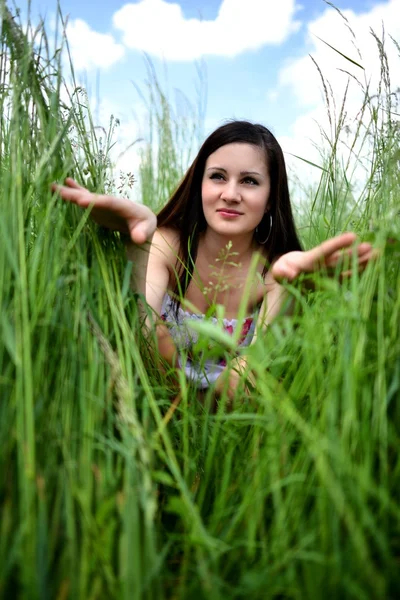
<box><xmin>243</xmin><ymin>177</ymin><xmax>258</xmax><ymax>185</ymax></box>
<box><xmin>210</xmin><ymin>173</ymin><xmax>224</xmax><ymax>181</ymax></box>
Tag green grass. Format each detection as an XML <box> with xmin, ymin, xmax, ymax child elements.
<box><xmin>0</xmin><ymin>2</ymin><xmax>399</xmax><ymax>599</ymax></box>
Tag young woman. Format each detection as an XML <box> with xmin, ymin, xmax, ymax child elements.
<box><xmin>53</xmin><ymin>121</ymin><xmax>374</xmax><ymax>399</ymax></box>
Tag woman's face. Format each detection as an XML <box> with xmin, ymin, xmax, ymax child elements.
<box><xmin>201</xmin><ymin>143</ymin><xmax>271</xmax><ymax>240</ymax></box>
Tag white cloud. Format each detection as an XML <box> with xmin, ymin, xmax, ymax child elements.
<box><xmin>278</xmin><ymin>0</ymin><xmax>400</xmax><ymax>109</ymax></box>
<box><xmin>275</xmin><ymin>0</ymin><xmax>400</xmax><ymax>190</ymax></box>
<box><xmin>113</xmin><ymin>0</ymin><xmax>300</xmax><ymax>61</ymax></box>
<box><xmin>66</xmin><ymin>19</ymin><xmax>125</xmax><ymax>71</ymax></box>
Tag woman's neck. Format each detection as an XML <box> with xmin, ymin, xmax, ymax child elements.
<box><xmin>199</xmin><ymin>228</ymin><xmax>257</xmax><ymax>266</ymax></box>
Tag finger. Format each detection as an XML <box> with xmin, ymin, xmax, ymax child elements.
<box><xmin>64</xmin><ymin>177</ymin><xmax>86</xmax><ymax>190</ymax></box>
<box><xmin>271</xmin><ymin>264</ymin><xmax>300</xmax><ymax>282</ymax></box>
<box><xmin>339</xmin><ymin>251</ymin><xmax>377</xmax><ymax>279</ymax></box>
<box><xmin>354</xmin><ymin>243</ymin><xmax>374</xmax><ymax>261</ymax></box>
<box><xmin>130</xmin><ymin>211</ymin><xmax>157</xmax><ymax>243</ymax></box>
<box><xmin>358</xmin><ymin>242</ymin><xmax>373</xmax><ymax>254</ymax></box>
<box><xmin>51</xmin><ymin>179</ymin><xmax>85</xmax><ymax>196</ymax></box>
<box><xmin>339</xmin><ymin>264</ymin><xmax>367</xmax><ymax>279</ymax></box>
<box><xmin>52</xmin><ymin>183</ymin><xmax>94</xmax><ymax>208</ymax></box>
<box><xmin>130</xmin><ymin>222</ymin><xmax>149</xmax><ymax>245</ymax></box>
<box><xmin>51</xmin><ymin>182</ymin><xmax>77</xmax><ymax>200</ymax></box>
<box><xmin>324</xmin><ymin>250</ymin><xmax>354</xmax><ymax>268</ymax></box>
<box><xmin>323</xmin><ymin>242</ymin><xmax>373</xmax><ymax>268</ymax></box>
<box><xmin>53</xmin><ymin>184</ymin><xmax>115</xmax><ymax>210</ymax></box>
<box><xmin>308</xmin><ymin>232</ymin><xmax>358</xmax><ymax>263</ymax></box>
<box><xmin>357</xmin><ymin>248</ymin><xmax>378</xmax><ymax>265</ymax></box>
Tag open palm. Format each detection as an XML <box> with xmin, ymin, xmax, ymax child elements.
<box><xmin>271</xmin><ymin>232</ymin><xmax>375</xmax><ymax>282</ymax></box>
<box><xmin>52</xmin><ymin>178</ymin><xmax>157</xmax><ymax>244</ymax></box>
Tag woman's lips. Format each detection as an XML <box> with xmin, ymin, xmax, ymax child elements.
<box><xmin>217</xmin><ymin>209</ymin><xmax>243</xmax><ymax>217</ymax></box>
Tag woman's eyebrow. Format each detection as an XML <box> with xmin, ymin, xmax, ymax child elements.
<box><xmin>240</xmin><ymin>170</ymin><xmax>263</xmax><ymax>177</ymax></box>
<box><xmin>206</xmin><ymin>166</ymin><xmax>227</xmax><ymax>172</ymax></box>
<box><xmin>206</xmin><ymin>167</ymin><xmax>263</xmax><ymax>177</ymax></box>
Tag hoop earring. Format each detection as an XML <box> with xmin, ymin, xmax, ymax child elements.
<box><xmin>255</xmin><ymin>214</ymin><xmax>273</xmax><ymax>245</ymax></box>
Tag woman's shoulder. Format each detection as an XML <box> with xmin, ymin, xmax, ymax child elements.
<box><xmin>263</xmin><ymin>267</ymin><xmax>284</xmax><ymax>296</ymax></box>
<box><xmin>251</xmin><ymin>265</ymin><xmax>283</xmax><ymax>306</ymax></box>
<box><xmin>150</xmin><ymin>227</ymin><xmax>180</xmax><ymax>270</ymax></box>
<box><xmin>255</xmin><ymin>268</ymin><xmax>286</xmax><ymax>324</ymax></box>
<box><xmin>154</xmin><ymin>226</ymin><xmax>180</xmax><ymax>245</ymax></box>
<box><xmin>152</xmin><ymin>226</ymin><xmax>180</xmax><ymax>252</ymax></box>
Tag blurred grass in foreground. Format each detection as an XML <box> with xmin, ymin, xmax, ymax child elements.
<box><xmin>0</xmin><ymin>2</ymin><xmax>399</xmax><ymax>598</ymax></box>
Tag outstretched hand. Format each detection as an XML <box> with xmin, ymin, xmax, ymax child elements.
<box><xmin>52</xmin><ymin>178</ymin><xmax>157</xmax><ymax>244</ymax></box>
<box><xmin>271</xmin><ymin>232</ymin><xmax>376</xmax><ymax>283</ymax></box>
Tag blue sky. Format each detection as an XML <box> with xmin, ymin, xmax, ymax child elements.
<box><xmin>26</xmin><ymin>0</ymin><xmax>400</xmax><ymax>193</ymax></box>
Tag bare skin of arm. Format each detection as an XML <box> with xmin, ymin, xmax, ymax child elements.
<box><xmin>52</xmin><ymin>178</ymin><xmax>157</xmax><ymax>243</ymax></box>
<box><xmin>214</xmin><ymin>276</ymin><xmax>284</xmax><ymax>401</ymax></box>
<box><xmin>53</xmin><ymin>181</ymin><xmax>376</xmax><ymax>401</ymax></box>
<box><xmin>52</xmin><ymin>179</ymin><xmax>179</xmax><ymax>369</ymax></box>
<box><xmin>126</xmin><ymin>228</ymin><xmax>181</xmax><ymax>370</ymax></box>
<box><xmin>215</xmin><ymin>232</ymin><xmax>377</xmax><ymax>401</ymax></box>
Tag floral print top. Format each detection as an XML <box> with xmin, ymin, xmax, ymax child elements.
<box><xmin>160</xmin><ymin>294</ymin><xmax>258</xmax><ymax>389</ymax></box>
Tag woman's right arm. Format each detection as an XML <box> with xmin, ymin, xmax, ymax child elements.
<box><xmin>126</xmin><ymin>229</ymin><xmax>181</xmax><ymax>369</ymax></box>
<box><xmin>53</xmin><ymin>179</ymin><xmax>179</xmax><ymax>367</ymax></box>
<box><xmin>52</xmin><ymin>178</ymin><xmax>157</xmax><ymax>243</ymax></box>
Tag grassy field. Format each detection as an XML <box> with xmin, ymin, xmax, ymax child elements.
<box><xmin>1</xmin><ymin>2</ymin><xmax>399</xmax><ymax>598</ymax></box>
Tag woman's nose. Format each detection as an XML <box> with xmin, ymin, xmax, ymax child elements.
<box><xmin>220</xmin><ymin>181</ymin><xmax>241</xmax><ymax>202</ymax></box>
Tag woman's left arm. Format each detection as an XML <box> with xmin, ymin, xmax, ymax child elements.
<box><xmin>270</xmin><ymin>232</ymin><xmax>376</xmax><ymax>283</ymax></box>
<box><xmin>215</xmin><ymin>279</ymin><xmax>286</xmax><ymax>402</ymax></box>
<box><xmin>215</xmin><ymin>232</ymin><xmax>377</xmax><ymax>402</ymax></box>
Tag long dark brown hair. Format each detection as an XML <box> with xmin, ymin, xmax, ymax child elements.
<box><xmin>157</xmin><ymin>120</ymin><xmax>302</xmax><ymax>304</ymax></box>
